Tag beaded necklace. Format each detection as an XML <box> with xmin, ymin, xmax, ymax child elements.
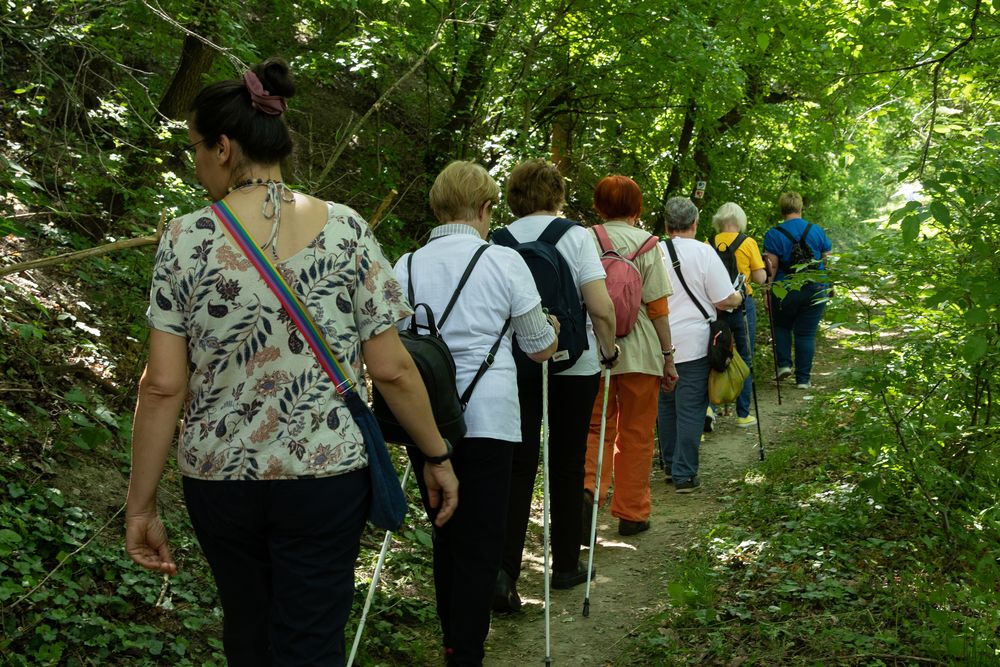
<box><xmin>226</xmin><ymin>178</ymin><xmax>294</xmax><ymax>260</ymax></box>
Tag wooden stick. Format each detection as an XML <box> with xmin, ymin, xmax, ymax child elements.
<box><xmin>0</xmin><ymin>211</ymin><xmax>167</xmax><ymax>278</ymax></box>
<box><xmin>369</xmin><ymin>189</ymin><xmax>398</xmax><ymax>230</ymax></box>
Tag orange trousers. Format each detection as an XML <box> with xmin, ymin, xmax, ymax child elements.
<box><xmin>584</xmin><ymin>372</ymin><xmax>660</xmax><ymax>522</ymax></box>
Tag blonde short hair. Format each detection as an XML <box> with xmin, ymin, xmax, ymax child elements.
<box><xmin>429</xmin><ymin>161</ymin><xmax>500</xmax><ymax>223</ymax></box>
<box><xmin>779</xmin><ymin>192</ymin><xmax>803</xmax><ymax>216</ymax></box>
<box><xmin>712</xmin><ymin>202</ymin><xmax>748</xmax><ymax>233</ymax></box>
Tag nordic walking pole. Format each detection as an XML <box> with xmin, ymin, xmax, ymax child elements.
<box><xmin>741</xmin><ymin>295</ymin><xmax>765</xmax><ymax>461</ymax></box>
<box><xmin>347</xmin><ymin>460</ymin><xmax>413</xmax><ymax>667</ymax></box>
<box><xmin>541</xmin><ymin>360</ymin><xmax>553</xmax><ymax>666</ymax></box>
<box><xmin>765</xmin><ymin>287</ymin><xmax>782</xmax><ymax>406</ymax></box>
<box><xmin>583</xmin><ymin>366</ymin><xmax>612</xmax><ymax>618</ymax></box>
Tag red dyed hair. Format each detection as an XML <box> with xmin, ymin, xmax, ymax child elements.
<box><xmin>593</xmin><ymin>175</ymin><xmax>642</xmax><ymax>220</ymax></box>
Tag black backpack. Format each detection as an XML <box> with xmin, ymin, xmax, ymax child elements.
<box><xmin>774</xmin><ymin>223</ymin><xmax>815</xmax><ymax>274</ymax></box>
<box><xmin>491</xmin><ymin>218</ymin><xmax>588</xmax><ymax>377</ymax></box>
<box><xmin>372</xmin><ymin>244</ymin><xmax>508</xmax><ymax>446</ymax></box>
<box><xmin>664</xmin><ymin>238</ymin><xmax>734</xmax><ymax>372</ymax></box>
<box><xmin>714</xmin><ymin>233</ymin><xmax>748</xmax><ymax>284</ymax></box>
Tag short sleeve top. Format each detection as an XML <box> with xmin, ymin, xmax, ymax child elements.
<box><xmin>591</xmin><ymin>221</ymin><xmax>673</xmax><ymax>377</ymax></box>
<box><xmin>712</xmin><ymin>232</ymin><xmax>766</xmax><ymax>295</ymax></box>
<box><xmin>147</xmin><ymin>202</ymin><xmax>410</xmax><ymax>480</ymax></box>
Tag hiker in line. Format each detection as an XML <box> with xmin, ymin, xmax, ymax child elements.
<box><xmin>125</xmin><ymin>59</ymin><xmax>458</xmax><ymax>667</ymax></box>
<box><xmin>762</xmin><ymin>192</ymin><xmax>832</xmax><ymax>389</ymax></box>
<box><xmin>658</xmin><ymin>197</ymin><xmax>743</xmax><ymax>493</ymax></box>
<box><xmin>583</xmin><ymin>175</ymin><xmax>675</xmax><ymax>537</ymax></box>
<box><xmin>394</xmin><ymin>160</ymin><xmax>559</xmax><ymax>667</ymax></box>
<box><xmin>492</xmin><ymin>159</ymin><xmax>619</xmax><ymax>613</ymax></box>
<box><xmin>710</xmin><ymin>202</ymin><xmax>767</xmax><ymax>427</ymax></box>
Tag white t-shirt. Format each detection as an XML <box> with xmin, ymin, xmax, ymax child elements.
<box><xmin>660</xmin><ymin>237</ymin><xmax>736</xmax><ymax>364</ymax></box>
<box><xmin>395</xmin><ymin>230</ymin><xmax>542</xmax><ymax>442</ymax></box>
<box><xmin>498</xmin><ymin>215</ymin><xmax>606</xmax><ymax>376</ymax></box>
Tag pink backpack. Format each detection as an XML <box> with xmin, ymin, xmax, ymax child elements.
<box><xmin>593</xmin><ymin>225</ymin><xmax>660</xmax><ymax>337</ymax></box>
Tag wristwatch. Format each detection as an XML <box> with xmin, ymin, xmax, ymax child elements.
<box><xmin>425</xmin><ymin>439</ymin><xmax>454</xmax><ymax>465</ymax></box>
<box><xmin>662</xmin><ymin>346</ymin><xmax>676</xmax><ymax>358</ymax></box>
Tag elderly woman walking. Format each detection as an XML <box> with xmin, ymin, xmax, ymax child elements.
<box><xmin>584</xmin><ymin>175</ymin><xmax>675</xmax><ymax>537</ymax></box>
<box><xmin>125</xmin><ymin>59</ymin><xmax>458</xmax><ymax>666</ymax></box>
<box><xmin>395</xmin><ymin>160</ymin><xmax>558</xmax><ymax>667</ymax></box>
<box><xmin>658</xmin><ymin>197</ymin><xmax>742</xmax><ymax>492</ymax></box>
<box><xmin>710</xmin><ymin>202</ymin><xmax>767</xmax><ymax>427</ymax></box>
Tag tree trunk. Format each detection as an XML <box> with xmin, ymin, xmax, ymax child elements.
<box><xmin>157</xmin><ymin>33</ymin><xmax>217</xmax><ymax>121</ymax></box>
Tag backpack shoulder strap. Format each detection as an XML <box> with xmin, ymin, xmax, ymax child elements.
<box><xmin>627</xmin><ymin>234</ymin><xmax>659</xmax><ymax>261</ymax></box>
<box><xmin>438</xmin><ymin>244</ymin><xmax>490</xmax><ymax>328</ymax></box>
<box><xmin>729</xmin><ymin>233</ymin><xmax>747</xmax><ymax>254</ymax></box>
<box><xmin>774</xmin><ymin>226</ymin><xmax>796</xmax><ymax>243</ymax></box>
<box><xmin>664</xmin><ymin>238</ymin><xmax>711</xmax><ymax>321</ymax></box>
<box><xmin>538</xmin><ymin>217</ymin><xmax>579</xmax><ymax>246</ymax></box>
<box><xmin>799</xmin><ymin>223</ymin><xmax>813</xmax><ymax>244</ymax></box>
<box><xmin>592</xmin><ymin>224</ymin><xmax>614</xmax><ymax>254</ymax></box>
<box><xmin>491</xmin><ymin>227</ymin><xmax>517</xmax><ymax>248</ymax></box>
<box><xmin>459</xmin><ymin>318</ymin><xmax>511</xmax><ymax>408</ymax></box>
<box><xmin>405</xmin><ymin>252</ymin><xmax>416</xmax><ymax>307</ymax></box>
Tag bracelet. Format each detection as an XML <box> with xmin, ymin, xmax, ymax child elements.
<box><xmin>600</xmin><ymin>344</ymin><xmax>620</xmax><ymax>365</ymax></box>
<box><xmin>662</xmin><ymin>346</ymin><xmax>676</xmax><ymax>358</ymax></box>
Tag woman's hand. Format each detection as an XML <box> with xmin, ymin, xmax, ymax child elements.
<box><xmin>422</xmin><ymin>460</ymin><xmax>459</xmax><ymax>527</ymax></box>
<box><xmin>661</xmin><ymin>359</ymin><xmax>679</xmax><ymax>392</ymax></box>
<box><xmin>125</xmin><ymin>512</ymin><xmax>177</xmax><ymax>575</ymax></box>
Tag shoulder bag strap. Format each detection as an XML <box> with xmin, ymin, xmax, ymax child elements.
<box><xmin>664</xmin><ymin>238</ymin><xmax>712</xmax><ymax>322</ymax></box>
<box><xmin>211</xmin><ymin>200</ymin><xmax>358</xmax><ymax>399</ymax></box>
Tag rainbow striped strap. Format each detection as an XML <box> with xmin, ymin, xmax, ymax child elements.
<box><xmin>210</xmin><ymin>200</ymin><xmax>356</xmax><ymax>397</ymax></box>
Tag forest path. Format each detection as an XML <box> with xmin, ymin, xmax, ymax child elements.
<box><xmin>483</xmin><ymin>362</ymin><xmax>824</xmax><ymax>666</ymax></box>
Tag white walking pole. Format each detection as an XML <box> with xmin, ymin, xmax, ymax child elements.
<box><xmin>347</xmin><ymin>460</ymin><xmax>413</xmax><ymax>667</ymax></box>
<box><xmin>541</xmin><ymin>359</ymin><xmax>553</xmax><ymax>665</ymax></box>
<box><xmin>583</xmin><ymin>367</ymin><xmax>612</xmax><ymax>617</ymax></box>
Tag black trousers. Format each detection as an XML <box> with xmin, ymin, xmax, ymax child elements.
<box><xmin>408</xmin><ymin>438</ymin><xmax>514</xmax><ymax>667</ymax></box>
<box><xmin>502</xmin><ymin>372</ymin><xmax>601</xmax><ymax>580</ymax></box>
<box><xmin>183</xmin><ymin>470</ymin><xmax>369</xmax><ymax>667</ymax></box>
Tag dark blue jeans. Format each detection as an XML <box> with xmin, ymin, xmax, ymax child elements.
<box><xmin>772</xmin><ymin>283</ymin><xmax>828</xmax><ymax>384</ymax></box>
<box><xmin>409</xmin><ymin>438</ymin><xmax>513</xmax><ymax>667</ymax></box>
<box><xmin>183</xmin><ymin>471</ymin><xmax>370</xmax><ymax>667</ymax></box>
<box><xmin>720</xmin><ymin>296</ymin><xmax>757</xmax><ymax>417</ymax></box>
<box><xmin>657</xmin><ymin>355</ymin><xmax>710</xmax><ymax>483</ymax></box>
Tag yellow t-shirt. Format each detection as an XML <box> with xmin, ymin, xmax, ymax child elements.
<box><xmin>711</xmin><ymin>232</ymin><xmax>765</xmax><ymax>295</ymax></box>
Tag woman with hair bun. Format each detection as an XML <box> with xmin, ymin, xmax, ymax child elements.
<box><xmin>125</xmin><ymin>59</ymin><xmax>458</xmax><ymax>666</ymax></box>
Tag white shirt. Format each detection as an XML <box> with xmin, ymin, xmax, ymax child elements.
<box><xmin>395</xmin><ymin>227</ymin><xmax>544</xmax><ymax>442</ymax></box>
<box><xmin>660</xmin><ymin>237</ymin><xmax>736</xmax><ymax>364</ymax></box>
<box><xmin>498</xmin><ymin>215</ymin><xmax>606</xmax><ymax>376</ymax></box>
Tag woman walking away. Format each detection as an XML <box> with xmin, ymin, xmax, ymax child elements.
<box><xmin>125</xmin><ymin>58</ymin><xmax>458</xmax><ymax>667</ymax></box>
<box><xmin>710</xmin><ymin>202</ymin><xmax>767</xmax><ymax>427</ymax></box>
<box><xmin>493</xmin><ymin>158</ymin><xmax>619</xmax><ymax>612</ymax></box>
<box><xmin>584</xmin><ymin>175</ymin><xmax>675</xmax><ymax>537</ymax></box>
<box><xmin>395</xmin><ymin>160</ymin><xmax>558</xmax><ymax>667</ymax></box>
<box><xmin>762</xmin><ymin>192</ymin><xmax>833</xmax><ymax>389</ymax></box>
<box><xmin>658</xmin><ymin>197</ymin><xmax>742</xmax><ymax>493</ymax></box>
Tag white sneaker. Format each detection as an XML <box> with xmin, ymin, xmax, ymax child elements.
<box><xmin>777</xmin><ymin>366</ymin><xmax>792</xmax><ymax>381</ymax></box>
<box><xmin>796</xmin><ymin>383</ymin><xmax>811</xmax><ymax>389</ymax></box>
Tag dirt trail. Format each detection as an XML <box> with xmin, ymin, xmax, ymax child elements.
<box><xmin>483</xmin><ymin>374</ymin><xmax>814</xmax><ymax>666</ymax></box>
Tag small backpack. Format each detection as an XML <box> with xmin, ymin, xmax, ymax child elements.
<box><xmin>714</xmin><ymin>233</ymin><xmax>748</xmax><ymax>284</ymax></box>
<box><xmin>491</xmin><ymin>218</ymin><xmax>588</xmax><ymax>376</ymax></box>
<box><xmin>774</xmin><ymin>223</ymin><xmax>815</xmax><ymax>274</ymax></box>
<box><xmin>664</xmin><ymin>238</ymin><xmax>735</xmax><ymax>372</ymax></box>
<box><xmin>593</xmin><ymin>224</ymin><xmax>660</xmax><ymax>338</ymax></box>
<box><xmin>372</xmin><ymin>244</ymin><xmax>508</xmax><ymax>446</ymax></box>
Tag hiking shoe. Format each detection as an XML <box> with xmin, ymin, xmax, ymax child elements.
<box><xmin>735</xmin><ymin>415</ymin><xmax>757</xmax><ymax>428</ymax></box>
<box><xmin>551</xmin><ymin>561</ymin><xmax>595</xmax><ymax>590</ymax></box>
<box><xmin>674</xmin><ymin>477</ymin><xmax>701</xmax><ymax>493</ymax></box>
<box><xmin>703</xmin><ymin>407</ymin><xmax>716</xmax><ymax>433</ymax></box>
<box><xmin>796</xmin><ymin>382</ymin><xmax>811</xmax><ymax>389</ymax></box>
<box><xmin>777</xmin><ymin>366</ymin><xmax>792</xmax><ymax>381</ymax></box>
<box><xmin>493</xmin><ymin>570</ymin><xmax>521</xmax><ymax>613</ymax></box>
<box><xmin>618</xmin><ymin>518</ymin><xmax>650</xmax><ymax>536</ymax></box>
<box><xmin>581</xmin><ymin>489</ymin><xmax>595</xmax><ymax>545</ymax></box>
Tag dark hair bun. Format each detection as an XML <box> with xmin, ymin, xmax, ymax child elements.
<box><xmin>254</xmin><ymin>58</ymin><xmax>295</xmax><ymax>99</ymax></box>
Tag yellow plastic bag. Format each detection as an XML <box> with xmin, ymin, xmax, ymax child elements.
<box><xmin>708</xmin><ymin>351</ymin><xmax>750</xmax><ymax>405</ymax></box>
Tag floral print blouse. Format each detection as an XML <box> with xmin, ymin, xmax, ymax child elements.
<box><xmin>147</xmin><ymin>202</ymin><xmax>411</xmax><ymax>480</ymax></box>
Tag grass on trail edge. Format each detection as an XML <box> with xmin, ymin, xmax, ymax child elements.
<box><xmin>620</xmin><ymin>390</ymin><xmax>1000</xmax><ymax>665</ymax></box>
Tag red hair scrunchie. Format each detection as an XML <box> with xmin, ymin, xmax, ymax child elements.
<box><xmin>243</xmin><ymin>71</ymin><xmax>288</xmax><ymax>116</ymax></box>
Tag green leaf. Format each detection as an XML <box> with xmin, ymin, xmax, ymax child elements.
<box><xmin>928</xmin><ymin>201</ymin><xmax>951</xmax><ymax>226</ymax></box>
<box><xmin>962</xmin><ymin>335</ymin><xmax>988</xmax><ymax>362</ymax></box>
<box><xmin>902</xmin><ymin>217</ymin><xmax>920</xmax><ymax>244</ymax></box>
<box><xmin>756</xmin><ymin>33</ymin><xmax>770</xmax><ymax>51</ymax></box>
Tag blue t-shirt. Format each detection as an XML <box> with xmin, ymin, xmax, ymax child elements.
<box><xmin>763</xmin><ymin>217</ymin><xmax>832</xmax><ymax>283</ymax></box>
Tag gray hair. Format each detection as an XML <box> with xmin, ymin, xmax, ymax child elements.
<box><xmin>664</xmin><ymin>197</ymin><xmax>699</xmax><ymax>232</ymax></box>
<box><xmin>712</xmin><ymin>202</ymin><xmax>748</xmax><ymax>233</ymax></box>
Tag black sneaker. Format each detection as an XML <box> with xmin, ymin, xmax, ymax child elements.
<box><xmin>618</xmin><ymin>518</ymin><xmax>650</xmax><ymax>536</ymax></box>
<box><xmin>492</xmin><ymin>570</ymin><xmax>521</xmax><ymax>613</ymax></box>
<box><xmin>674</xmin><ymin>477</ymin><xmax>701</xmax><ymax>494</ymax></box>
<box><xmin>703</xmin><ymin>408</ymin><xmax>716</xmax><ymax>433</ymax></box>
<box><xmin>551</xmin><ymin>561</ymin><xmax>595</xmax><ymax>590</ymax></box>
